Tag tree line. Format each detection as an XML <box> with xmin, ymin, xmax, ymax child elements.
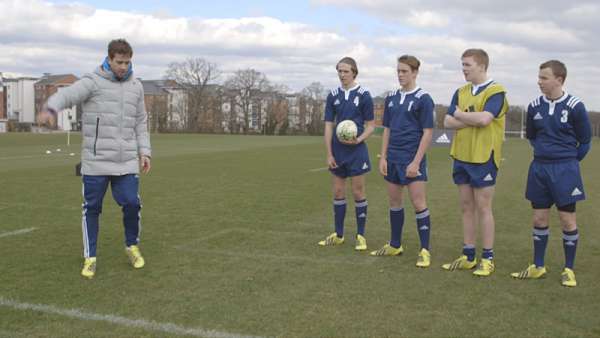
<box><xmin>147</xmin><ymin>57</ymin><xmax>600</xmax><ymax>137</ymax></box>
<box><xmin>148</xmin><ymin>57</ymin><xmax>327</xmax><ymax>135</ymax></box>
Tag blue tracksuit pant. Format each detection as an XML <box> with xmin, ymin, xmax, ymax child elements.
<box><xmin>82</xmin><ymin>174</ymin><xmax>142</xmax><ymax>258</ymax></box>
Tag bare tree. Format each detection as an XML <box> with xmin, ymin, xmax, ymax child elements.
<box><xmin>165</xmin><ymin>58</ymin><xmax>220</xmax><ymax>132</ymax></box>
<box><xmin>147</xmin><ymin>95</ymin><xmax>169</xmax><ymax>133</ymax></box>
<box><xmin>302</xmin><ymin>82</ymin><xmax>326</xmax><ymax>135</ymax></box>
<box><xmin>224</xmin><ymin>69</ymin><xmax>270</xmax><ymax>134</ymax></box>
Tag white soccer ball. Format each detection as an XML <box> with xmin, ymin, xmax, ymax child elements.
<box><xmin>336</xmin><ymin>120</ymin><xmax>358</xmax><ymax>142</ymax></box>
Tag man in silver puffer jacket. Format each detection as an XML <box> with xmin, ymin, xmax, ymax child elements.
<box><xmin>44</xmin><ymin>39</ymin><xmax>151</xmax><ymax>279</ymax></box>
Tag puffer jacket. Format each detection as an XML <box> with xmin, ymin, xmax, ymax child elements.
<box><xmin>48</xmin><ymin>66</ymin><xmax>151</xmax><ymax>175</ymax></box>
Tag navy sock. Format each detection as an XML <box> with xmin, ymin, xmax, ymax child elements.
<box><xmin>482</xmin><ymin>248</ymin><xmax>494</xmax><ymax>260</ymax></box>
<box><xmin>355</xmin><ymin>199</ymin><xmax>368</xmax><ymax>236</ymax></box>
<box><xmin>463</xmin><ymin>244</ymin><xmax>475</xmax><ymax>262</ymax></box>
<box><xmin>416</xmin><ymin>208</ymin><xmax>431</xmax><ymax>250</ymax></box>
<box><xmin>333</xmin><ymin>199</ymin><xmax>346</xmax><ymax>238</ymax></box>
<box><xmin>562</xmin><ymin>229</ymin><xmax>579</xmax><ymax>269</ymax></box>
<box><xmin>533</xmin><ymin>226</ymin><xmax>549</xmax><ymax>267</ymax></box>
<box><xmin>389</xmin><ymin>207</ymin><xmax>404</xmax><ymax>248</ymax></box>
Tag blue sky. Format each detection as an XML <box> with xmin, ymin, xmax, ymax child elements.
<box><xmin>3</xmin><ymin>0</ymin><xmax>600</xmax><ymax>109</ymax></box>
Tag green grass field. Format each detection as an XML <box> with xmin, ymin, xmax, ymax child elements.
<box><xmin>1</xmin><ymin>133</ymin><xmax>599</xmax><ymax>338</ymax></box>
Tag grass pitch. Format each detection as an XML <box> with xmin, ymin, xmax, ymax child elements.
<box><xmin>0</xmin><ymin>133</ymin><xmax>599</xmax><ymax>338</ymax></box>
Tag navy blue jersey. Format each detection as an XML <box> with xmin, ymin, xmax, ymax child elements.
<box><xmin>324</xmin><ymin>85</ymin><xmax>374</xmax><ymax>160</ymax></box>
<box><xmin>526</xmin><ymin>93</ymin><xmax>591</xmax><ymax>161</ymax></box>
<box><xmin>446</xmin><ymin>79</ymin><xmax>505</xmax><ymax>117</ymax></box>
<box><xmin>383</xmin><ymin>87</ymin><xmax>434</xmax><ymax>163</ymax></box>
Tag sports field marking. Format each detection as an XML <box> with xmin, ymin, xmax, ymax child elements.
<box><xmin>308</xmin><ymin>167</ymin><xmax>328</xmax><ymax>172</ymax></box>
<box><xmin>175</xmin><ymin>227</ymin><xmax>378</xmax><ymax>266</ymax></box>
<box><xmin>0</xmin><ymin>153</ymin><xmax>78</xmax><ymax>161</ymax></box>
<box><xmin>0</xmin><ymin>227</ymin><xmax>37</xmax><ymax>239</ymax></box>
<box><xmin>192</xmin><ymin>247</ymin><xmax>377</xmax><ymax>266</ymax></box>
<box><xmin>0</xmin><ymin>155</ymin><xmax>44</xmax><ymax>161</ymax></box>
<box><xmin>0</xmin><ymin>329</ymin><xmax>27</xmax><ymax>337</ymax></box>
<box><xmin>0</xmin><ymin>297</ymin><xmax>265</xmax><ymax>338</ymax></box>
<box><xmin>172</xmin><ymin>228</ymin><xmax>238</xmax><ymax>249</ymax></box>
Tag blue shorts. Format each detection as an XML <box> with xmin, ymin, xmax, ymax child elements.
<box><xmin>330</xmin><ymin>146</ymin><xmax>371</xmax><ymax>178</ymax></box>
<box><xmin>452</xmin><ymin>156</ymin><xmax>497</xmax><ymax>188</ymax></box>
<box><xmin>526</xmin><ymin>159</ymin><xmax>585</xmax><ymax>208</ymax></box>
<box><xmin>385</xmin><ymin>159</ymin><xmax>427</xmax><ymax>186</ymax></box>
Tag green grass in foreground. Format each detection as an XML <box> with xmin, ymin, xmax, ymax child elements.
<box><xmin>0</xmin><ymin>133</ymin><xmax>599</xmax><ymax>338</ymax></box>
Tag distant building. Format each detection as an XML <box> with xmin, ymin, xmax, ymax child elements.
<box><xmin>373</xmin><ymin>96</ymin><xmax>385</xmax><ymax>126</ymax></box>
<box><xmin>0</xmin><ymin>73</ymin><xmax>6</xmax><ymax>120</ymax></box>
<box><xmin>0</xmin><ymin>73</ymin><xmax>6</xmax><ymax>133</ymax></box>
<box><xmin>35</xmin><ymin>74</ymin><xmax>79</xmax><ymax>130</ymax></box>
<box><xmin>4</xmin><ymin>76</ymin><xmax>38</xmax><ymax>123</ymax></box>
<box><xmin>142</xmin><ymin>79</ymin><xmax>188</xmax><ymax>132</ymax></box>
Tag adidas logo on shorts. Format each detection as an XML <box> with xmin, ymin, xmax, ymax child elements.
<box><xmin>571</xmin><ymin>187</ymin><xmax>582</xmax><ymax>196</ymax></box>
<box><xmin>483</xmin><ymin>173</ymin><xmax>493</xmax><ymax>182</ymax></box>
<box><xmin>362</xmin><ymin>162</ymin><xmax>368</xmax><ymax>170</ymax></box>
<box><xmin>436</xmin><ymin>133</ymin><xmax>450</xmax><ymax>144</ymax></box>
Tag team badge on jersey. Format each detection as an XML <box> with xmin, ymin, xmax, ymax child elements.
<box><xmin>354</xmin><ymin>96</ymin><xmax>359</xmax><ymax>107</ymax></box>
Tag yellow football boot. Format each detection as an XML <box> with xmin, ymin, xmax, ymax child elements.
<box><xmin>370</xmin><ymin>243</ymin><xmax>403</xmax><ymax>256</ymax></box>
<box><xmin>561</xmin><ymin>268</ymin><xmax>577</xmax><ymax>287</ymax></box>
<box><xmin>510</xmin><ymin>264</ymin><xmax>547</xmax><ymax>279</ymax></box>
<box><xmin>441</xmin><ymin>255</ymin><xmax>477</xmax><ymax>271</ymax></box>
<box><xmin>126</xmin><ymin>245</ymin><xmax>145</xmax><ymax>269</ymax></box>
<box><xmin>473</xmin><ymin>258</ymin><xmax>495</xmax><ymax>277</ymax></box>
<box><xmin>355</xmin><ymin>234</ymin><xmax>367</xmax><ymax>251</ymax></box>
<box><xmin>416</xmin><ymin>248</ymin><xmax>431</xmax><ymax>268</ymax></box>
<box><xmin>81</xmin><ymin>257</ymin><xmax>97</xmax><ymax>279</ymax></box>
<box><xmin>318</xmin><ymin>232</ymin><xmax>344</xmax><ymax>246</ymax></box>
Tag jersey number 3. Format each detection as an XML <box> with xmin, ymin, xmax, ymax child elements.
<box><xmin>560</xmin><ymin>110</ymin><xmax>569</xmax><ymax>123</ymax></box>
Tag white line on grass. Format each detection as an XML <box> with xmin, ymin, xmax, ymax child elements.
<box><xmin>193</xmin><ymin>247</ymin><xmax>375</xmax><ymax>266</ymax></box>
<box><xmin>175</xmin><ymin>227</ymin><xmax>378</xmax><ymax>266</ymax></box>
<box><xmin>308</xmin><ymin>167</ymin><xmax>328</xmax><ymax>172</ymax></box>
<box><xmin>172</xmin><ymin>228</ymin><xmax>237</xmax><ymax>250</ymax></box>
<box><xmin>0</xmin><ymin>297</ymin><xmax>265</xmax><ymax>338</ymax></box>
<box><xmin>0</xmin><ymin>227</ymin><xmax>37</xmax><ymax>239</ymax></box>
<box><xmin>0</xmin><ymin>153</ymin><xmax>79</xmax><ymax>161</ymax></box>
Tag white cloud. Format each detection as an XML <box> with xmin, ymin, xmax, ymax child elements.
<box><xmin>0</xmin><ymin>0</ymin><xmax>358</xmax><ymax>92</ymax></box>
<box><xmin>310</xmin><ymin>0</ymin><xmax>600</xmax><ymax>109</ymax></box>
<box><xmin>1</xmin><ymin>0</ymin><xmax>600</xmax><ymax>110</ymax></box>
<box><xmin>406</xmin><ymin>10</ymin><xmax>449</xmax><ymax>28</ymax></box>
